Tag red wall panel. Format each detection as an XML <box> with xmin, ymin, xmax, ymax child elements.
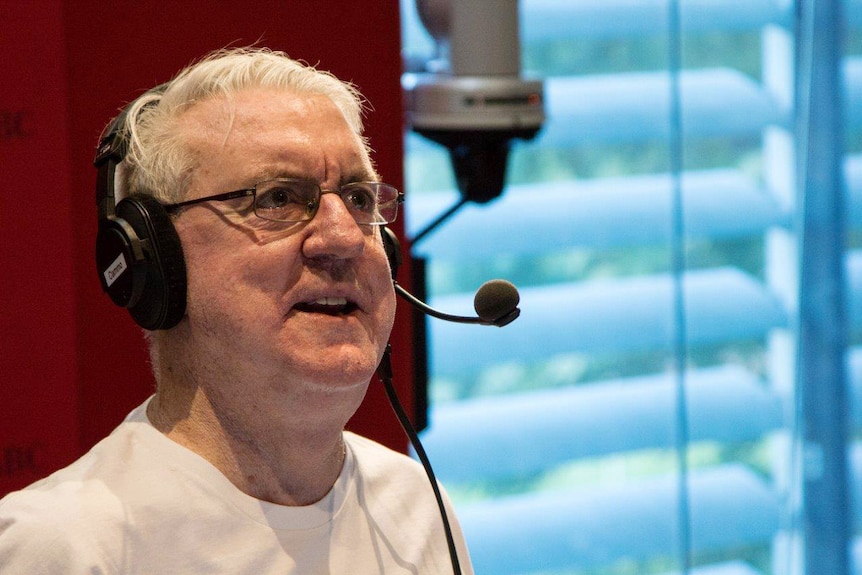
<box><xmin>0</xmin><ymin>2</ymin><xmax>80</xmax><ymax>495</ymax></box>
<box><xmin>0</xmin><ymin>0</ymin><xmax>414</xmax><ymax>496</ymax></box>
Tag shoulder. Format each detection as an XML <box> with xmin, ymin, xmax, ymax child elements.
<box><xmin>0</xmin><ymin>424</ymin><xmax>142</xmax><ymax>526</ymax></box>
<box><xmin>340</xmin><ymin>433</ymin><xmax>474</xmax><ymax>573</ymax></box>
<box><xmin>343</xmin><ymin>431</ymin><xmax>427</xmax><ymax>480</ymax></box>
<box><xmin>343</xmin><ymin>431</ymin><xmax>448</xmax><ymax>513</ymax></box>
<box><xmin>0</xmin><ymin>404</ymin><xmax>164</xmax><ymax>572</ymax></box>
<box><xmin>0</xmin><ymin>477</ymin><xmax>122</xmax><ymax>573</ymax></box>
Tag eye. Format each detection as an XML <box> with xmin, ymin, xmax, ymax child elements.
<box><xmin>257</xmin><ymin>185</ymin><xmax>295</xmax><ymax>209</ymax></box>
<box><xmin>254</xmin><ymin>181</ymin><xmax>318</xmax><ymax>221</ymax></box>
<box><xmin>342</xmin><ymin>184</ymin><xmax>377</xmax><ymax>213</ymax></box>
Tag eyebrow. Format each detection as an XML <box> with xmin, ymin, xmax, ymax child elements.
<box><xmin>257</xmin><ymin>169</ymin><xmax>306</xmax><ymax>183</ymax></box>
<box><xmin>252</xmin><ymin>165</ymin><xmax>380</xmax><ymax>187</ymax></box>
<box><xmin>342</xmin><ymin>170</ymin><xmax>379</xmax><ymax>184</ymax></box>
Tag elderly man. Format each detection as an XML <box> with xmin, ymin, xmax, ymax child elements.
<box><xmin>0</xmin><ymin>47</ymin><xmax>472</xmax><ymax>574</ymax></box>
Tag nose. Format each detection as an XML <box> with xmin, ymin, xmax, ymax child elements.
<box><xmin>301</xmin><ymin>192</ymin><xmax>365</xmax><ymax>261</ymax></box>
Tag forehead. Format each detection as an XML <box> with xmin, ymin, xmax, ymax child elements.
<box><xmin>176</xmin><ymin>88</ymin><xmax>374</xmax><ymax>186</ymax></box>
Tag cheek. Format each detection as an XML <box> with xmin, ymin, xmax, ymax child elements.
<box><xmin>178</xmin><ymin>220</ymin><xmax>301</xmax><ymax>323</ymax></box>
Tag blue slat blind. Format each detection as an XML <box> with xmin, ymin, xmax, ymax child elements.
<box><xmin>401</xmin><ymin>1</ymin><xmax>862</xmax><ymax>573</ymax></box>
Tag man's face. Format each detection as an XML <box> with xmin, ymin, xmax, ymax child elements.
<box><xmin>169</xmin><ymin>88</ymin><xmax>397</xmax><ymax>398</ymax></box>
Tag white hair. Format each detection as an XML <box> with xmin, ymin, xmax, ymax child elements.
<box><xmin>115</xmin><ymin>47</ymin><xmax>369</xmax><ymax>203</ymax></box>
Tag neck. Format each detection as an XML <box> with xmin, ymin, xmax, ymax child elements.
<box><xmin>148</xmin><ymin>387</ymin><xmax>349</xmax><ymax>506</ymax></box>
<box><xmin>145</xmin><ymin>327</ymin><xmax>367</xmax><ymax>506</ymax></box>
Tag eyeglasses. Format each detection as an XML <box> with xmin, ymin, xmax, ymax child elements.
<box><xmin>162</xmin><ymin>178</ymin><xmax>404</xmax><ymax>225</ymax></box>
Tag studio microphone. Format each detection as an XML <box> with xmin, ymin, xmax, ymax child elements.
<box><xmin>394</xmin><ymin>279</ymin><xmax>521</xmax><ymax>327</ymax></box>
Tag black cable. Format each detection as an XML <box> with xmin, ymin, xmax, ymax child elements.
<box><xmin>410</xmin><ymin>197</ymin><xmax>468</xmax><ymax>246</ymax></box>
<box><xmin>377</xmin><ymin>344</ymin><xmax>462</xmax><ymax>575</ymax></box>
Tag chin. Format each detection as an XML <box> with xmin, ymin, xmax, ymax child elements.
<box><xmin>293</xmin><ymin>376</ymin><xmax>371</xmax><ymax>408</ymax></box>
<box><xmin>295</xmin><ymin>355</ymin><xmax>378</xmax><ymax>394</ymax></box>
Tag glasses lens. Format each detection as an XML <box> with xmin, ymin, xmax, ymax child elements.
<box><xmin>254</xmin><ymin>180</ymin><xmax>318</xmax><ymax>222</ymax></box>
<box><xmin>341</xmin><ymin>183</ymin><xmax>400</xmax><ymax>225</ymax></box>
<box><xmin>375</xmin><ymin>184</ymin><xmax>401</xmax><ymax>224</ymax></box>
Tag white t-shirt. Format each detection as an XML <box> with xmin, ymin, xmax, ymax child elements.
<box><xmin>0</xmin><ymin>399</ymin><xmax>472</xmax><ymax>574</ymax></box>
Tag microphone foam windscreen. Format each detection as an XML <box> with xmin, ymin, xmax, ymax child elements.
<box><xmin>473</xmin><ymin>279</ymin><xmax>520</xmax><ymax>322</ymax></box>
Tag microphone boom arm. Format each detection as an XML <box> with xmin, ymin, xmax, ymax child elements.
<box><xmin>394</xmin><ymin>281</ymin><xmax>521</xmax><ymax>327</ymax></box>
<box><xmin>394</xmin><ymin>282</ymin><xmax>489</xmax><ymax>325</ymax></box>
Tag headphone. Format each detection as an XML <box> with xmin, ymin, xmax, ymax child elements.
<box><xmin>94</xmin><ymin>86</ymin><xmax>402</xmax><ymax>330</ymax></box>
<box><xmin>94</xmin><ymin>87</ymin><xmax>187</xmax><ymax>331</ymax></box>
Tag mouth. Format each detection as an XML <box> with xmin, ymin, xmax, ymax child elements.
<box><xmin>293</xmin><ymin>296</ymin><xmax>360</xmax><ymax>317</ymax></box>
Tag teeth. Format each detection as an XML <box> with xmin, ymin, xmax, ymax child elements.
<box><xmin>313</xmin><ymin>296</ymin><xmax>348</xmax><ymax>306</ymax></box>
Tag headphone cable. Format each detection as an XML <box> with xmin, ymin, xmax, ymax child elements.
<box><xmin>377</xmin><ymin>344</ymin><xmax>463</xmax><ymax>575</ymax></box>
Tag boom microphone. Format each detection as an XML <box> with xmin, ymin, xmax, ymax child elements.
<box><xmin>381</xmin><ymin>277</ymin><xmax>519</xmax><ymax>575</ymax></box>
<box><xmin>379</xmin><ymin>239</ymin><xmax>519</xmax><ymax>575</ymax></box>
<box><xmin>394</xmin><ymin>278</ymin><xmax>520</xmax><ymax>327</ymax></box>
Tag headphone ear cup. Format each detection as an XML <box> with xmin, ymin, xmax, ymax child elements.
<box><xmin>381</xmin><ymin>227</ymin><xmax>402</xmax><ymax>280</ymax></box>
<box><xmin>96</xmin><ymin>209</ymin><xmax>148</xmax><ymax>310</ymax></box>
<box><xmin>108</xmin><ymin>194</ymin><xmax>187</xmax><ymax>330</ymax></box>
